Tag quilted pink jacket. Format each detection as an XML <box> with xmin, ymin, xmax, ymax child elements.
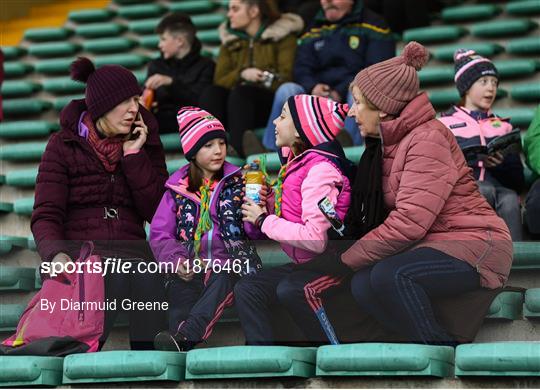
<box><xmin>341</xmin><ymin>93</ymin><xmax>513</xmax><ymax>289</ymax></box>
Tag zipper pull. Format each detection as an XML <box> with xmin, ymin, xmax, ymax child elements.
<box><xmin>79</xmin><ymin>311</ymin><xmax>85</xmax><ymax>322</ymax></box>
<box><xmin>111</xmin><ymin>174</ymin><xmax>115</xmax><ymax>183</ymax></box>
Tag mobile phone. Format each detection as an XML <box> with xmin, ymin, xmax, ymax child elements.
<box><xmin>318</xmin><ymin>196</ymin><xmax>345</xmax><ymax>237</ymax></box>
<box><xmin>126</xmin><ymin>113</ymin><xmax>142</xmax><ymax>141</ymax></box>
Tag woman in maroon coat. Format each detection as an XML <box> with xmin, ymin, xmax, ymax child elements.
<box><xmin>31</xmin><ymin>57</ymin><xmax>169</xmax><ymax>350</ymax></box>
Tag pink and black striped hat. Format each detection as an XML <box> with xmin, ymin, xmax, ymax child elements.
<box><xmin>286</xmin><ymin>95</ymin><xmax>348</xmax><ymax>147</ymax></box>
<box><xmin>454</xmin><ymin>49</ymin><xmax>498</xmax><ymax>96</ymax></box>
<box><xmin>176</xmin><ymin>106</ymin><xmax>226</xmax><ymax>160</ymax></box>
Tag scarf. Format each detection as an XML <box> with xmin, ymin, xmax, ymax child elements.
<box><xmin>83</xmin><ymin>113</ymin><xmax>123</xmax><ymax>173</ymax></box>
<box><xmin>343</xmin><ymin>136</ymin><xmax>387</xmax><ymax>240</ymax></box>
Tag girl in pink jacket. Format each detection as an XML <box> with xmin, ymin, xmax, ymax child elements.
<box><xmin>236</xmin><ymin>94</ymin><xmax>353</xmax><ymax>345</ymax></box>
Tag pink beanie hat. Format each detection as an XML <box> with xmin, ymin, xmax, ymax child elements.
<box><xmin>351</xmin><ymin>41</ymin><xmax>430</xmax><ymax>115</ymax></box>
<box><xmin>176</xmin><ymin>107</ymin><xmax>226</xmax><ymax>160</ymax></box>
<box><xmin>287</xmin><ymin>94</ymin><xmax>349</xmax><ymax>147</ymax></box>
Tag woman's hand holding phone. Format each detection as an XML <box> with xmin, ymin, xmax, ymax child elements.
<box><xmin>123</xmin><ymin>112</ymin><xmax>148</xmax><ymax>153</ymax></box>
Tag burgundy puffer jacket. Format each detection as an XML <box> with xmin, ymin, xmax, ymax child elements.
<box><xmin>31</xmin><ymin>99</ymin><xmax>168</xmax><ymax>262</ymax></box>
<box><xmin>342</xmin><ymin>93</ymin><xmax>513</xmax><ymax>289</ymax></box>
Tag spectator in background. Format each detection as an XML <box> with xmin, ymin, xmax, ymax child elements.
<box><xmin>523</xmin><ymin>105</ymin><xmax>540</xmax><ymax>236</ymax></box>
<box><xmin>144</xmin><ymin>13</ymin><xmax>215</xmax><ymax>134</ymax></box>
<box><xmin>0</xmin><ymin>48</ymin><xmax>4</xmax><ymax>122</ymax></box>
<box><xmin>261</xmin><ymin>0</ymin><xmax>395</xmax><ymax>151</ymax></box>
<box><xmin>439</xmin><ymin>49</ymin><xmax>524</xmax><ymax>241</ymax></box>
<box><xmin>199</xmin><ymin>0</ymin><xmax>303</xmax><ymax>158</ymax></box>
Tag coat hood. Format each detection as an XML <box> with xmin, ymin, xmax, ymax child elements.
<box><xmin>219</xmin><ymin>13</ymin><xmax>304</xmax><ymax>46</ymax></box>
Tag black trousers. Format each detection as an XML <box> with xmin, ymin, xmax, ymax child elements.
<box><xmin>99</xmin><ymin>259</ymin><xmax>167</xmax><ymax>350</ymax></box>
<box><xmin>234</xmin><ymin>264</ymin><xmax>344</xmax><ymax>345</ymax></box>
<box><xmin>199</xmin><ymin>84</ymin><xmax>274</xmax><ymax>157</ymax></box>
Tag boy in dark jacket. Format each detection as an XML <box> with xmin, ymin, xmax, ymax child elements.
<box><xmin>145</xmin><ymin>13</ymin><xmax>215</xmax><ymax>133</ymax></box>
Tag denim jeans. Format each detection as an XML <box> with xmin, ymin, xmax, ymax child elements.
<box><xmin>262</xmin><ymin>82</ymin><xmax>363</xmax><ymax>150</ymax></box>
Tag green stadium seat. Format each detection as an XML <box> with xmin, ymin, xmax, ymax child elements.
<box><xmin>69</xmin><ymin>8</ymin><xmax>116</xmax><ymax>23</ymax></box>
<box><xmin>82</xmin><ymin>37</ymin><xmax>137</xmax><ymax>54</ymax></box>
<box><xmin>63</xmin><ymin>351</ymin><xmax>186</xmax><ymax>383</ymax></box>
<box><xmin>486</xmin><ymin>291</ymin><xmax>523</xmax><ymax>320</ymax></box>
<box><xmin>197</xmin><ymin>29</ymin><xmax>221</xmax><ymax>44</ymax></box>
<box><xmin>1</xmin><ymin>46</ymin><xmax>27</xmax><ymax>60</ymax></box>
<box><xmin>138</xmin><ymin>35</ymin><xmax>159</xmax><ymax>49</ymax></box>
<box><xmin>117</xmin><ymin>3</ymin><xmax>165</xmax><ymax>20</ymax></box>
<box><xmin>0</xmin><ymin>120</ymin><xmax>59</xmax><ymax>139</ymax></box>
<box><xmin>202</xmin><ymin>46</ymin><xmax>220</xmax><ymax>59</ymax></box>
<box><xmin>0</xmin><ymin>141</ymin><xmax>46</xmax><ymax>161</ymax></box>
<box><xmin>75</xmin><ymin>22</ymin><xmax>127</xmax><ymax>38</ymax></box>
<box><xmin>512</xmin><ymin>242</ymin><xmax>540</xmax><ymax>269</ymax></box>
<box><xmin>0</xmin><ymin>203</ymin><xmax>14</xmax><ymax>213</ymax></box>
<box><xmin>429</xmin><ymin>88</ymin><xmax>507</xmax><ymax>108</ymax></box>
<box><xmin>4</xmin><ymin>62</ymin><xmax>34</xmax><ymax>78</ymax></box>
<box><xmin>523</xmin><ymin>288</ymin><xmax>540</xmax><ymax>318</ymax></box>
<box><xmin>494</xmin><ymin>59</ymin><xmax>539</xmax><ymax>78</ymax></box>
<box><xmin>455</xmin><ymin>342</ymin><xmax>540</xmax><ymax>376</ymax></box>
<box><xmin>0</xmin><ymin>266</ymin><xmax>35</xmax><ymax>292</ymax></box>
<box><xmin>418</xmin><ymin>66</ymin><xmax>454</xmax><ymax>85</ymax></box>
<box><xmin>441</xmin><ymin>4</ymin><xmax>500</xmax><ymax>22</ymax></box>
<box><xmin>128</xmin><ymin>18</ymin><xmax>160</xmax><ymax>34</ymax></box>
<box><xmin>3</xmin><ymin>99</ymin><xmax>52</xmax><ymax>118</ymax></box>
<box><xmin>0</xmin><ymin>235</ymin><xmax>31</xmax><ymax>250</ymax></box>
<box><xmin>35</xmin><ymin>266</ymin><xmax>43</xmax><ymax>289</ymax></box>
<box><xmin>192</xmin><ymin>13</ymin><xmax>227</xmax><ymax>29</ymax></box>
<box><xmin>0</xmin><ymin>356</ymin><xmax>64</xmax><ymax>387</ymax></box>
<box><xmin>42</xmin><ymin>77</ymin><xmax>85</xmax><ymax>95</ymax></box>
<box><xmin>54</xmin><ymin>95</ymin><xmax>85</xmax><ymax>111</ymax></box>
<box><xmin>506</xmin><ymin>0</ymin><xmax>540</xmax><ymax>16</ymax></box>
<box><xmin>402</xmin><ymin>25</ymin><xmax>467</xmax><ymax>44</ymax></box>
<box><xmin>35</xmin><ymin>58</ymin><xmax>73</xmax><ymax>75</ymax></box>
<box><xmin>160</xmin><ymin>133</ymin><xmax>180</xmax><ymax>152</ymax></box>
<box><xmin>507</xmin><ymin>36</ymin><xmax>540</xmax><ymax>55</ymax></box>
<box><xmin>28</xmin><ymin>42</ymin><xmax>81</xmax><ymax>58</ymax></box>
<box><xmin>114</xmin><ymin>0</ymin><xmax>153</xmax><ymax>4</ymax></box>
<box><xmin>14</xmin><ymin>197</ymin><xmax>34</xmax><ymax>216</ymax></box>
<box><xmin>471</xmin><ymin>19</ymin><xmax>538</xmax><ymax>38</ymax></box>
<box><xmin>186</xmin><ymin>346</ymin><xmax>316</xmax><ymax>379</ymax></box>
<box><xmin>93</xmin><ymin>54</ymin><xmax>149</xmax><ymax>69</ymax></box>
<box><xmin>0</xmin><ymin>304</ymin><xmax>25</xmax><ymax>332</ymax></box>
<box><xmin>166</xmin><ymin>156</ymin><xmax>246</xmax><ymax>174</ymax></box>
<box><xmin>167</xmin><ymin>0</ymin><xmax>217</xmax><ymax>14</ymax></box>
<box><xmin>24</xmin><ymin>27</ymin><xmax>73</xmax><ymax>42</ymax></box>
<box><xmin>316</xmin><ymin>343</ymin><xmax>454</xmax><ymax>377</ymax></box>
<box><xmin>257</xmin><ymin>244</ymin><xmax>294</xmax><ymax>268</ymax></box>
<box><xmin>5</xmin><ymin>168</ymin><xmax>38</xmax><ymax>188</ymax></box>
<box><xmin>496</xmin><ymin>108</ymin><xmax>535</xmax><ymax>128</ymax></box>
<box><xmin>1</xmin><ymin>80</ymin><xmax>41</xmax><ymax>98</ymax></box>
<box><xmin>511</xmin><ymin>83</ymin><xmax>540</xmax><ymax>102</ymax></box>
<box><xmin>0</xmin><ymin>238</ymin><xmax>13</xmax><ymax>254</ymax></box>
<box><xmin>28</xmin><ymin>236</ymin><xmax>37</xmax><ymax>252</ymax></box>
<box><xmin>431</xmin><ymin>43</ymin><xmax>504</xmax><ymax>62</ymax></box>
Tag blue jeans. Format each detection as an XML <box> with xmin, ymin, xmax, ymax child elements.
<box><xmin>350</xmin><ymin>248</ymin><xmax>480</xmax><ymax>346</ymax></box>
<box><xmin>262</xmin><ymin>82</ymin><xmax>363</xmax><ymax>150</ymax></box>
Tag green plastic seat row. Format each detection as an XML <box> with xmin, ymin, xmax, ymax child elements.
<box><xmin>429</xmin><ymin>88</ymin><xmax>507</xmax><ymax>108</ymax></box>
<box><xmin>0</xmin><ymin>120</ymin><xmax>59</xmax><ymax>139</ymax></box>
<box><xmin>28</xmin><ymin>42</ymin><xmax>81</xmax><ymax>58</ymax></box>
<box><xmin>35</xmin><ymin>58</ymin><xmax>73</xmax><ymax>74</ymax></box>
<box><xmin>486</xmin><ymin>291</ymin><xmax>523</xmax><ymax>320</ymax></box>
<box><xmin>42</xmin><ymin>77</ymin><xmax>85</xmax><ymax>94</ymax></box>
<box><xmin>13</xmin><ymin>197</ymin><xmax>34</xmax><ymax>216</ymax></box>
<box><xmin>0</xmin><ymin>202</ymin><xmax>14</xmax><ymax>213</ymax></box>
<box><xmin>24</xmin><ymin>27</ymin><xmax>73</xmax><ymax>42</ymax></box>
<box><xmin>197</xmin><ymin>29</ymin><xmax>222</xmax><ymax>44</ymax></box>
<box><xmin>82</xmin><ymin>37</ymin><xmax>138</xmax><ymax>54</ymax></box>
<box><xmin>0</xmin><ymin>356</ymin><xmax>64</xmax><ymax>387</ymax></box>
<box><xmin>441</xmin><ymin>4</ymin><xmax>500</xmax><ymax>22</ymax></box>
<box><xmin>0</xmin><ymin>141</ymin><xmax>46</xmax><ymax>161</ymax></box>
<box><xmin>4</xmin><ymin>62</ymin><xmax>34</xmax><ymax>78</ymax></box>
<box><xmin>506</xmin><ymin>0</ymin><xmax>540</xmax><ymax>16</ymax></box>
<box><xmin>0</xmin><ymin>235</ymin><xmax>35</xmax><ymax>254</ymax></box>
<box><xmin>0</xmin><ymin>266</ymin><xmax>35</xmax><ymax>292</ymax></box>
<box><xmin>507</xmin><ymin>36</ymin><xmax>540</xmax><ymax>55</ymax></box>
<box><xmin>513</xmin><ymin>241</ymin><xmax>540</xmax><ymax>269</ymax></box>
<box><xmin>403</xmin><ymin>25</ymin><xmax>467</xmax><ymax>44</ymax></box>
<box><xmin>1</xmin><ymin>46</ymin><xmax>27</xmax><ymax>60</ymax></box>
<box><xmin>1</xmin><ymin>80</ymin><xmax>41</xmax><ymax>98</ymax></box>
<box><xmin>431</xmin><ymin>42</ymin><xmax>504</xmax><ymax>62</ymax></box>
<box><xmin>2</xmin><ymin>99</ymin><xmax>52</xmax><ymax>118</ymax></box>
<box><xmin>117</xmin><ymin>3</ymin><xmax>166</xmax><ymax>20</ymax></box>
<box><xmin>54</xmin><ymin>95</ymin><xmax>85</xmax><ymax>111</ymax></box>
<box><xmin>455</xmin><ymin>342</ymin><xmax>540</xmax><ymax>376</ymax></box>
<box><xmin>524</xmin><ymin>288</ymin><xmax>540</xmax><ymax>317</ymax></box>
<box><xmin>5</xmin><ymin>167</ymin><xmax>38</xmax><ymax>187</ymax></box>
<box><xmin>0</xmin><ymin>304</ymin><xmax>25</xmax><ymax>331</ymax></box>
<box><xmin>68</xmin><ymin>8</ymin><xmax>116</xmax><ymax>23</ymax></box>
<box><xmin>471</xmin><ymin>19</ymin><xmax>538</xmax><ymax>38</ymax></box>
<box><xmin>75</xmin><ymin>22</ymin><xmax>126</xmax><ymax>38</ymax></box>
<box><xmin>129</xmin><ymin>13</ymin><xmax>225</xmax><ymax>34</ymax></box>
<box><xmin>35</xmin><ymin>54</ymin><xmax>149</xmax><ymax>75</ymax></box>
<box><xmin>496</xmin><ymin>108</ymin><xmax>536</xmax><ymax>128</ymax></box>
<box><xmin>166</xmin><ymin>156</ymin><xmax>246</xmax><ymax>174</ymax></box>
<box><xmin>168</xmin><ymin>0</ymin><xmax>218</xmax><ymax>14</ymax></box>
<box><xmin>511</xmin><ymin>83</ymin><xmax>540</xmax><ymax>102</ymax></box>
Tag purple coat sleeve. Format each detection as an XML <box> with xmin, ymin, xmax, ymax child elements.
<box><xmin>149</xmin><ymin>190</ymin><xmax>189</xmax><ymax>269</ymax></box>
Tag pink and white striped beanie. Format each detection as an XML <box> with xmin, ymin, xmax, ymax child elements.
<box><xmin>286</xmin><ymin>95</ymin><xmax>348</xmax><ymax>147</ymax></box>
<box><xmin>176</xmin><ymin>106</ymin><xmax>226</xmax><ymax>160</ymax></box>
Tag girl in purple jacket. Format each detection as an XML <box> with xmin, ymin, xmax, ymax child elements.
<box><xmin>150</xmin><ymin>107</ymin><xmax>262</xmax><ymax>351</ymax></box>
<box><xmin>237</xmin><ymin>95</ymin><xmax>353</xmax><ymax>345</ymax></box>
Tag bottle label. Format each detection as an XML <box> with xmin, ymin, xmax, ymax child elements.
<box><xmin>246</xmin><ymin>183</ymin><xmax>262</xmax><ymax>203</ymax></box>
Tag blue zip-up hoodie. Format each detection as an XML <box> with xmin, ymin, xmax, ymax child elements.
<box><xmin>294</xmin><ymin>0</ymin><xmax>395</xmax><ymax>100</ymax></box>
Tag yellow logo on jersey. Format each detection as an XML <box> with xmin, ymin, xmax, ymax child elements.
<box><xmin>349</xmin><ymin>36</ymin><xmax>360</xmax><ymax>50</ymax></box>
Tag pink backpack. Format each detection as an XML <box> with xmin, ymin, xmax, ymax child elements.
<box><xmin>1</xmin><ymin>242</ymin><xmax>104</xmax><ymax>356</ymax></box>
